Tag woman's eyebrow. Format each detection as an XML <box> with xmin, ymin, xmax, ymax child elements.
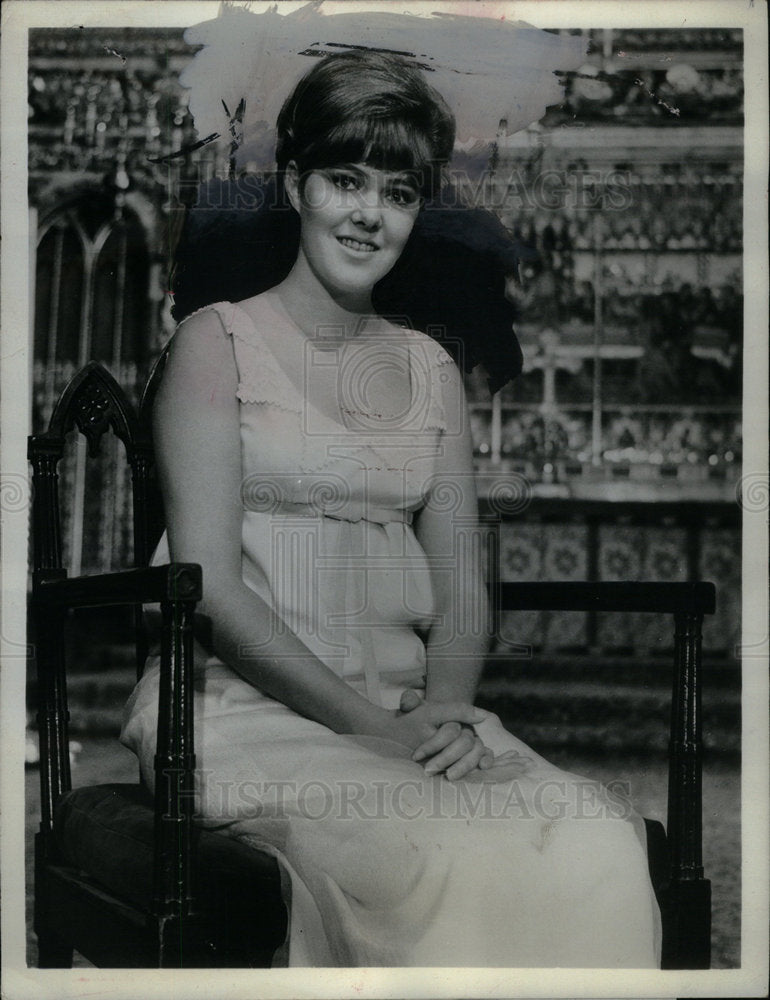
<box><xmin>342</xmin><ymin>164</ymin><xmax>419</xmax><ymax>184</ymax></box>
<box><xmin>331</xmin><ymin>163</ymin><xmax>366</xmax><ymax>174</ymax></box>
<box><xmin>383</xmin><ymin>172</ymin><xmax>421</xmax><ymax>189</ymax></box>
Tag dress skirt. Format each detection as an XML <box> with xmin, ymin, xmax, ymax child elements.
<box><xmin>122</xmin><ymin>654</ymin><xmax>661</xmax><ymax>967</ymax></box>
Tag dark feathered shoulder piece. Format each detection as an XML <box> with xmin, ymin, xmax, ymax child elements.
<box><xmin>171</xmin><ymin>175</ymin><xmax>523</xmax><ymax>393</ymax></box>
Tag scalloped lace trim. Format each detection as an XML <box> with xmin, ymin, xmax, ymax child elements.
<box><xmin>236</xmin><ymin>385</ymin><xmax>302</xmax><ymax>411</ymax></box>
<box><xmin>199</xmin><ymin>301</ymin><xmax>304</xmax><ymax>413</ymax></box>
<box><xmin>186</xmin><ymin>302</ymin><xmax>453</xmax><ymax>431</ymax></box>
<box><xmin>424</xmin><ymin>340</ymin><xmax>454</xmax><ymax>433</ymax></box>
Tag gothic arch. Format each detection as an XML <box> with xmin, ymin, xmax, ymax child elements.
<box><xmin>33</xmin><ymin>186</ymin><xmax>157</xmax><ymax>574</ymax></box>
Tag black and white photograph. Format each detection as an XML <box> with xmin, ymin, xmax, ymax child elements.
<box><xmin>1</xmin><ymin>1</ymin><xmax>767</xmax><ymax>997</ymax></box>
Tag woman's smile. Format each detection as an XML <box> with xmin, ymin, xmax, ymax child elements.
<box><xmin>337</xmin><ymin>235</ymin><xmax>379</xmax><ymax>254</ymax></box>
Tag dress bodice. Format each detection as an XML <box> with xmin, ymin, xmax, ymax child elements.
<box><xmin>197</xmin><ymin>297</ymin><xmax>457</xmax><ymax>515</ymax></box>
<box><xmin>159</xmin><ymin>297</ymin><xmax>463</xmax><ymax>706</ymax></box>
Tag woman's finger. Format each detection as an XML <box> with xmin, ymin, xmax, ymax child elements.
<box><xmin>420</xmin><ymin>727</ymin><xmax>478</xmax><ymax>774</ymax></box>
<box><xmin>412</xmin><ymin>720</ymin><xmax>466</xmax><ymax>762</ymax></box>
<box><xmin>424</xmin><ymin>702</ymin><xmax>487</xmax><ymax>727</ymax></box>
<box><xmin>478</xmin><ymin>748</ymin><xmax>495</xmax><ymax>769</ymax></box>
<box><xmin>399</xmin><ymin>688</ymin><xmax>424</xmax><ymax>713</ymax></box>
<box><xmin>444</xmin><ymin>738</ymin><xmax>489</xmax><ymax>781</ymax></box>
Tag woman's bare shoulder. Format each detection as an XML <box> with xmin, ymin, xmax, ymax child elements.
<box><xmin>160</xmin><ymin>304</ymin><xmax>240</xmax><ymax>403</ymax></box>
<box><xmin>174</xmin><ymin>301</ymin><xmax>233</xmax><ymax>338</ymax></box>
<box><xmin>167</xmin><ymin>302</ymin><xmax>238</xmax><ymax>362</ymax></box>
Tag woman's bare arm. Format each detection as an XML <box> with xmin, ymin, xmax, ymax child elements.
<box><xmin>415</xmin><ymin>359</ymin><xmax>492</xmax><ymax>703</ymax></box>
<box><xmin>412</xmin><ymin>355</ymin><xmax>495</xmax><ymax>777</ymax></box>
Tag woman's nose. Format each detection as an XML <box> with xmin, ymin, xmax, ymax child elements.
<box><xmin>351</xmin><ymin>190</ymin><xmax>383</xmax><ymax>229</ymax></box>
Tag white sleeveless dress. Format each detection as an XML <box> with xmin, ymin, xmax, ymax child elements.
<box><xmin>121</xmin><ymin>298</ymin><xmax>661</xmax><ymax>967</ymax></box>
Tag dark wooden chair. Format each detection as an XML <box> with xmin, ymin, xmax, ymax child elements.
<box><xmin>29</xmin><ymin>358</ymin><xmax>287</xmax><ymax>967</ymax></box>
<box><xmin>29</xmin><ymin>358</ymin><xmax>713</xmax><ymax>969</ymax></box>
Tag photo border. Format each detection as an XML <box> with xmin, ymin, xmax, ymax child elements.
<box><xmin>2</xmin><ymin>2</ymin><xmax>767</xmax><ymax>997</ymax></box>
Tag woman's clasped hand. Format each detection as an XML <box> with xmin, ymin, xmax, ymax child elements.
<box><xmin>396</xmin><ymin>687</ymin><xmax>495</xmax><ymax>780</ymax></box>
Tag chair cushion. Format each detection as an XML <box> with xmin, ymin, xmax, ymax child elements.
<box><xmin>53</xmin><ymin>783</ymin><xmax>287</xmax><ymax>959</ymax></box>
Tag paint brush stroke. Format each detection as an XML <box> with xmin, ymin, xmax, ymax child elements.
<box><xmin>181</xmin><ymin>2</ymin><xmax>586</xmax><ymax>169</ymax></box>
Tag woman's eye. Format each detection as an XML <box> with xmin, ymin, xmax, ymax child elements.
<box><xmin>387</xmin><ymin>187</ymin><xmax>420</xmax><ymax>208</ymax></box>
<box><xmin>330</xmin><ymin>172</ymin><xmax>361</xmax><ymax>191</ymax></box>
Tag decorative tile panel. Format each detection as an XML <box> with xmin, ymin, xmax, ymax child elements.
<box><xmin>700</xmin><ymin>528</ymin><xmax>741</xmax><ymax>655</ymax></box>
<box><xmin>497</xmin><ymin>522</ymin><xmax>544</xmax><ymax>650</ymax></box>
<box><xmin>543</xmin><ymin>525</ymin><xmax>588</xmax><ymax>647</ymax></box>
<box><xmin>598</xmin><ymin>524</ymin><xmax>644</xmax><ymax>649</ymax></box>
<box><xmin>639</xmin><ymin>527</ymin><xmax>688</xmax><ymax>654</ymax></box>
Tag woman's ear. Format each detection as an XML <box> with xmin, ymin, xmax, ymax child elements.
<box><xmin>284</xmin><ymin>161</ymin><xmax>302</xmax><ymax>213</ymax></box>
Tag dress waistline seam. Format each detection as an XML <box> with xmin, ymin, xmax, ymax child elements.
<box><xmin>242</xmin><ymin>498</ymin><xmax>415</xmax><ymax>526</ymax></box>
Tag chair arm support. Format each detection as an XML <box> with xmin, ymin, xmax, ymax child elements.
<box><xmin>34</xmin><ymin>564</ymin><xmax>202</xmax><ymax>608</ymax></box>
<box><xmin>31</xmin><ymin>563</ymin><xmax>201</xmax><ymax>848</ymax></box>
<box><xmin>152</xmin><ymin>593</ymin><xmax>199</xmax><ymax>932</ymax></box>
<box><xmin>497</xmin><ymin>581</ymin><xmax>715</xmax><ymax>615</ymax></box>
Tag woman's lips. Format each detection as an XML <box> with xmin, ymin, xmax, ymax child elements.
<box><xmin>337</xmin><ymin>236</ymin><xmax>378</xmax><ymax>253</ymax></box>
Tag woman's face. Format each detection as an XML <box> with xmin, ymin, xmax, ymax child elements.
<box><xmin>286</xmin><ymin>162</ymin><xmax>421</xmax><ymax>306</ymax></box>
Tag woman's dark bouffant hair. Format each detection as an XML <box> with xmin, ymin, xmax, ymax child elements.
<box><xmin>275</xmin><ymin>50</ymin><xmax>456</xmax><ymax>197</ymax></box>
<box><xmin>172</xmin><ymin>50</ymin><xmax>523</xmax><ymax>391</ymax></box>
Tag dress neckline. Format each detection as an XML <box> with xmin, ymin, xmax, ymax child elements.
<box><xmin>228</xmin><ymin>295</ymin><xmax>418</xmax><ymax>432</ymax></box>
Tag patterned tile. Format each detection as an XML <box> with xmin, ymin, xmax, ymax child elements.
<box><xmin>639</xmin><ymin>527</ymin><xmax>687</xmax><ymax>654</ymax></box>
<box><xmin>598</xmin><ymin>525</ymin><xmax>643</xmax><ymax>650</ymax></box>
<box><xmin>492</xmin><ymin>516</ymin><xmax>739</xmax><ymax>657</ymax></box>
<box><xmin>700</xmin><ymin>528</ymin><xmax>741</xmax><ymax>656</ymax></box>
<box><xmin>498</xmin><ymin>522</ymin><xmax>545</xmax><ymax>648</ymax></box>
<box><xmin>543</xmin><ymin>525</ymin><xmax>588</xmax><ymax>646</ymax></box>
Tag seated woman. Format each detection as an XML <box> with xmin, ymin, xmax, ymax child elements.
<box><xmin>122</xmin><ymin>50</ymin><xmax>661</xmax><ymax>967</ymax></box>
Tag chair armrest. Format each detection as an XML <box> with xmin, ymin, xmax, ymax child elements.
<box><xmin>495</xmin><ymin>576</ymin><xmax>715</xmax><ymax>967</ymax></box>
<box><xmin>497</xmin><ymin>581</ymin><xmax>715</xmax><ymax>615</ymax></box>
<box><xmin>35</xmin><ymin>562</ymin><xmax>206</xmax><ymax>933</ymax></box>
<box><xmin>34</xmin><ymin>564</ymin><xmax>202</xmax><ymax>608</ymax></box>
